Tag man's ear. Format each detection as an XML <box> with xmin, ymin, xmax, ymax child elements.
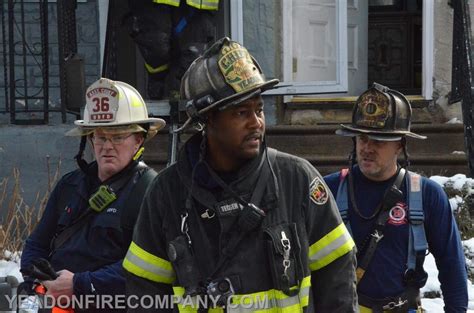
<box><xmin>397</xmin><ymin>140</ymin><xmax>404</xmax><ymax>154</ymax></box>
<box><xmin>133</xmin><ymin>133</ymin><xmax>145</xmax><ymax>149</ymax></box>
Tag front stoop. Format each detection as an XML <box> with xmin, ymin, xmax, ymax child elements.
<box><xmin>144</xmin><ymin>124</ymin><xmax>468</xmax><ymax>177</ymax></box>
<box><xmin>283</xmin><ymin>96</ymin><xmax>435</xmax><ymax>125</ymax></box>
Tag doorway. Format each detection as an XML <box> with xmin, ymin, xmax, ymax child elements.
<box><xmin>368</xmin><ymin>0</ymin><xmax>423</xmax><ymax>95</ymax></box>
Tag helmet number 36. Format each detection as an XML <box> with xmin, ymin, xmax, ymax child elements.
<box><xmin>92</xmin><ymin>97</ymin><xmax>110</xmax><ymax>112</ymax></box>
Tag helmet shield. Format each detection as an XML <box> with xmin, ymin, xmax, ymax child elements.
<box><xmin>180</xmin><ymin>37</ymin><xmax>279</xmax><ymax>118</ymax></box>
<box><xmin>66</xmin><ymin>78</ymin><xmax>165</xmax><ymax>139</ymax></box>
<box><xmin>336</xmin><ymin>83</ymin><xmax>426</xmax><ymax>140</ymax></box>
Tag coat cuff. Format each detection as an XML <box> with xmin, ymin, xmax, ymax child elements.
<box><xmin>73</xmin><ymin>272</ymin><xmax>94</xmax><ymax>296</ymax></box>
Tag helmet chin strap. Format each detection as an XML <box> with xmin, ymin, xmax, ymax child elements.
<box><xmin>75</xmin><ymin>135</ymin><xmax>91</xmax><ymax>174</ymax></box>
<box><xmin>401</xmin><ymin>137</ymin><xmax>410</xmax><ymax>168</ymax></box>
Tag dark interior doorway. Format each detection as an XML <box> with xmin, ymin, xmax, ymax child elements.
<box><xmin>105</xmin><ymin>0</ymin><xmax>230</xmax><ymax>101</ymax></box>
<box><xmin>368</xmin><ymin>0</ymin><xmax>422</xmax><ymax>94</ymax></box>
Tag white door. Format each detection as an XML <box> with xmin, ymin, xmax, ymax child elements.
<box><xmin>265</xmin><ymin>0</ymin><xmax>348</xmax><ymax>95</ymax></box>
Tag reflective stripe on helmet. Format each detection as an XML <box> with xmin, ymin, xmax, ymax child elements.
<box><xmin>123</xmin><ymin>241</ymin><xmax>175</xmax><ymax>284</ymax></box>
<box><xmin>308</xmin><ymin>223</ymin><xmax>355</xmax><ymax>271</ymax></box>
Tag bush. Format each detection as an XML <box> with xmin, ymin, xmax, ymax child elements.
<box><xmin>0</xmin><ymin>158</ymin><xmax>61</xmax><ymax>260</ymax></box>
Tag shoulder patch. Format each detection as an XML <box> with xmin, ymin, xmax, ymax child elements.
<box><xmin>310</xmin><ymin>177</ymin><xmax>329</xmax><ymax>205</ymax></box>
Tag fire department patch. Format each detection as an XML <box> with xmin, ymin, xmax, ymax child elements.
<box><xmin>355</xmin><ymin>88</ymin><xmax>390</xmax><ymax>129</ymax></box>
<box><xmin>218</xmin><ymin>41</ymin><xmax>265</xmax><ymax>94</ymax></box>
<box><xmin>309</xmin><ymin>177</ymin><xmax>329</xmax><ymax>205</ymax></box>
<box><xmin>388</xmin><ymin>202</ymin><xmax>408</xmax><ymax>226</ymax></box>
<box><xmin>85</xmin><ymin>80</ymin><xmax>119</xmax><ymax>123</ymax></box>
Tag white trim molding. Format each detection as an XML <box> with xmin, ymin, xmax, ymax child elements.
<box><xmin>422</xmin><ymin>0</ymin><xmax>434</xmax><ymax>100</ymax></box>
<box><xmin>230</xmin><ymin>0</ymin><xmax>244</xmax><ymax>44</ymax></box>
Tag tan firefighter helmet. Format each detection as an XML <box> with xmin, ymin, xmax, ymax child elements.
<box><xmin>66</xmin><ymin>78</ymin><xmax>165</xmax><ymax>139</ymax></box>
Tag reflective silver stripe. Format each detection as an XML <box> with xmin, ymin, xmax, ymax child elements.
<box><xmin>227</xmin><ymin>285</ymin><xmax>310</xmax><ymax>313</ymax></box>
<box><xmin>125</xmin><ymin>249</ymin><xmax>174</xmax><ymax>281</ymax></box>
<box><xmin>309</xmin><ymin>229</ymin><xmax>352</xmax><ymax>263</ymax></box>
<box><xmin>187</xmin><ymin>0</ymin><xmax>219</xmax><ymax>9</ymax></box>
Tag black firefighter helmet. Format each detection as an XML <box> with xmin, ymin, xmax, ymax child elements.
<box><xmin>177</xmin><ymin>37</ymin><xmax>279</xmax><ymax>131</ymax></box>
<box><xmin>336</xmin><ymin>82</ymin><xmax>426</xmax><ymax>141</ymax></box>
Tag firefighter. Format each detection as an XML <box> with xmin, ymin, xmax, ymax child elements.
<box><xmin>20</xmin><ymin>78</ymin><xmax>165</xmax><ymax>312</ymax></box>
<box><xmin>126</xmin><ymin>0</ymin><xmax>218</xmax><ymax>99</ymax></box>
<box><xmin>324</xmin><ymin>83</ymin><xmax>468</xmax><ymax>312</ymax></box>
<box><xmin>123</xmin><ymin>37</ymin><xmax>358</xmax><ymax>312</ymax></box>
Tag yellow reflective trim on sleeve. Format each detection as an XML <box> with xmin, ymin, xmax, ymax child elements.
<box><xmin>186</xmin><ymin>0</ymin><xmax>219</xmax><ymax>10</ymax></box>
<box><xmin>152</xmin><ymin>0</ymin><xmax>180</xmax><ymax>7</ymax></box>
<box><xmin>123</xmin><ymin>241</ymin><xmax>175</xmax><ymax>284</ymax></box>
<box><xmin>145</xmin><ymin>62</ymin><xmax>169</xmax><ymax>74</ymax></box>
<box><xmin>309</xmin><ymin>223</ymin><xmax>355</xmax><ymax>271</ymax></box>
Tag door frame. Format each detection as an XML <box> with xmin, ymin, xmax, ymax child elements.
<box><xmin>422</xmin><ymin>0</ymin><xmax>434</xmax><ymax>100</ymax></box>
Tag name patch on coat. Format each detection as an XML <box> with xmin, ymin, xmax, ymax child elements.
<box><xmin>310</xmin><ymin>177</ymin><xmax>329</xmax><ymax>205</ymax></box>
<box><xmin>215</xmin><ymin>199</ymin><xmax>243</xmax><ymax>216</ymax></box>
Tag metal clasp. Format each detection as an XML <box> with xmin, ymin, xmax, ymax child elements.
<box><xmin>382</xmin><ymin>298</ymin><xmax>407</xmax><ymax>310</ymax></box>
<box><xmin>180</xmin><ymin>213</ymin><xmax>192</xmax><ymax>245</ymax></box>
<box><xmin>371</xmin><ymin>230</ymin><xmax>384</xmax><ymax>242</ymax></box>
<box><xmin>201</xmin><ymin>209</ymin><xmax>215</xmax><ymax>219</ymax></box>
<box><xmin>281</xmin><ymin>231</ymin><xmax>291</xmax><ymax>276</ymax></box>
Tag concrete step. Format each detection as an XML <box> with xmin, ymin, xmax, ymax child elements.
<box><xmin>143</xmin><ymin>123</ymin><xmax>468</xmax><ymax>177</ymax></box>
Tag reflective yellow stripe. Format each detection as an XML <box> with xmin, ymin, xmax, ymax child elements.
<box><xmin>145</xmin><ymin>62</ymin><xmax>169</xmax><ymax>74</ymax></box>
<box><xmin>152</xmin><ymin>0</ymin><xmax>218</xmax><ymax>10</ymax></box>
<box><xmin>172</xmin><ymin>277</ymin><xmax>310</xmax><ymax>313</ymax></box>
<box><xmin>152</xmin><ymin>0</ymin><xmax>180</xmax><ymax>7</ymax></box>
<box><xmin>123</xmin><ymin>241</ymin><xmax>175</xmax><ymax>284</ymax></box>
<box><xmin>186</xmin><ymin>0</ymin><xmax>219</xmax><ymax>10</ymax></box>
<box><xmin>229</xmin><ymin>276</ymin><xmax>311</xmax><ymax>313</ymax></box>
<box><xmin>309</xmin><ymin>223</ymin><xmax>355</xmax><ymax>271</ymax></box>
<box><xmin>173</xmin><ymin>287</ymin><xmax>198</xmax><ymax>313</ymax></box>
<box><xmin>130</xmin><ymin>92</ymin><xmax>144</xmax><ymax>107</ymax></box>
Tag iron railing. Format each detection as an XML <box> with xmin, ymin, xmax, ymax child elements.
<box><xmin>451</xmin><ymin>0</ymin><xmax>474</xmax><ymax>177</ymax></box>
<box><xmin>1</xmin><ymin>0</ymin><xmax>80</xmax><ymax>124</ymax></box>
<box><xmin>2</xmin><ymin>0</ymin><xmax>49</xmax><ymax>124</ymax></box>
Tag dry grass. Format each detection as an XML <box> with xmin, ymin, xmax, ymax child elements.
<box><xmin>0</xmin><ymin>157</ymin><xmax>61</xmax><ymax>260</ymax></box>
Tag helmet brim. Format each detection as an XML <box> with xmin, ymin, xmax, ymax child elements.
<box><xmin>336</xmin><ymin>124</ymin><xmax>427</xmax><ymax>140</ymax></box>
<box><xmin>198</xmin><ymin>78</ymin><xmax>280</xmax><ymax>115</ymax></box>
<box><xmin>66</xmin><ymin>118</ymin><xmax>166</xmax><ymax>141</ymax></box>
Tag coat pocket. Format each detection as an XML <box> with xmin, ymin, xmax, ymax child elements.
<box><xmin>264</xmin><ymin>223</ymin><xmax>303</xmax><ymax>296</ymax></box>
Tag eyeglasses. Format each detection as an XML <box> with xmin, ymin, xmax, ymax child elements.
<box><xmin>91</xmin><ymin>133</ymin><xmax>134</xmax><ymax>145</ymax></box>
